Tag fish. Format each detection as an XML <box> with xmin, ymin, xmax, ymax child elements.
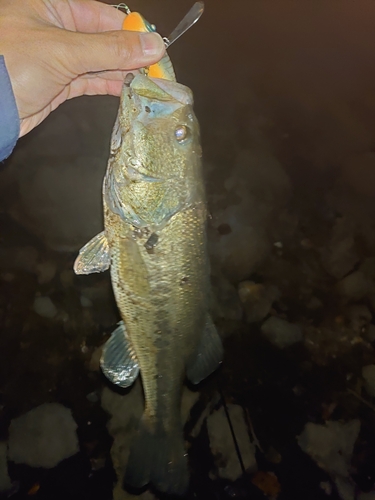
<box><xmin>74</xmin><ymin>8</ymin><xmax>223</xmax><ymax>497</ymax></box>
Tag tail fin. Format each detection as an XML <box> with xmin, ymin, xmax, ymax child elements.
<box><xmin>123</xmin><ymin>418</ymin><xmax>189</xmax><ymax>496</ymax></box>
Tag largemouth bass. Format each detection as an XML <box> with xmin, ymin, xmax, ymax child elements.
<box><xmin>74</xmin><ymin>8</ymin><xmax>222</xmax><ymax>496</ymax></box>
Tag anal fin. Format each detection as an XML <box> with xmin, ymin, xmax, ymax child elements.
<box><xmin>74</xmin><ymin>231</ymin><xmax>110</xmax><ymax>275</ymax></box>
<box><xmin>186</xmin><ymin>315</ymin><xmax>223</xmax><ymax>385</ymax></box>
<box><xmin>100</xmin><ymin>321</ymin><xmax>139</xmax><ymax>388</ymax></box>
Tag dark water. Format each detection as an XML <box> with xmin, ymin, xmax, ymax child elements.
<box><xmin>1</xmin><ymin>1</ymin><xmax>375</xmax><ymax>499</ymax></box>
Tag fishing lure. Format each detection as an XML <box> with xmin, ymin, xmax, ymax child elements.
<box><xmin>112</xmin><ymin>2</ymin><xmax>204</xmax><ymax>81</ymax></box>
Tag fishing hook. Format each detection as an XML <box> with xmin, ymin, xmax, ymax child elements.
<box><xmin>111</xmin><ymin>3</ymin><xmax>131</xmax><ymax>14</ymax></box>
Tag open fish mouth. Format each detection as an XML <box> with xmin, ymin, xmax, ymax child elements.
<box><xmin>125</xmin><ymin>73</ymin><xmax>194</xmax><ymax>109</ymax></box>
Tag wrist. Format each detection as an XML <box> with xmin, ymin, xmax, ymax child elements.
<box><xmin>0</xmin><ymin>55</ymin><xmax>20</xmax><ymax>160</ymax></box>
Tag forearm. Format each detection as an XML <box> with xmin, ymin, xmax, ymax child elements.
<box><xmin>0</xmin><ymin>55</ymin><xmax>19</xmax><ymax>161</ymax></box>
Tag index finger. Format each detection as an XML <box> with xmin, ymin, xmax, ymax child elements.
<box><xmin>56</xmin><ymin>0</ymin><xmax>127</xmax><ymax>32</ymax></box>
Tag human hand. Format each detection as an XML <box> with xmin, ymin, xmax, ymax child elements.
<box><xmin>0</xmin><ymin>0</ymin><xmax>165</xmax><ymax>136</ymax></box>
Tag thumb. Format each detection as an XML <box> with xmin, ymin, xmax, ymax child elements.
<box><xmin>62</xmin><ymin>30</ymin><xmax>165</xmax><ymax>76</ymax></box>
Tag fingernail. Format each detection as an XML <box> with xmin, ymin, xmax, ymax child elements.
<box><xmin>140</xmin><ymin>32</ymin><xmax>165</xmax><ymax>58</ymax></box>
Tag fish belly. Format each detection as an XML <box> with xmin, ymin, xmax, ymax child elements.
<box><xmin>105</xmin><ymin>203</ymin><xmax>207</xmax><ymax>425</ymax></box>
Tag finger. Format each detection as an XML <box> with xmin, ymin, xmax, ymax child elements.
<box><xmin>52</xmin><ymin>0</ymin><xmax>126</xmax><ymax>32</ymax></box>
<box><xmin>64</xmin><ymin>29</ymin><xmax>165</xmax><ymax>75</ymax></box>
<box><xmin>19</xmin><ymin>73</ymin><xmax>124</xmax><ymax>137</ymax></box>
<box><xmin>85</xmin><ymin>69</ymin><xmax>139</xmax><ymax>80</ymax></box>
<box><xmin>20</xmin><ymin>108</ymin><xmax>51</xmax><ymax>137</ymax></box>
<box><xmin>66</xmin><ymin>74</ymin><xmax>124</xmax><ymax>98</ymax></box>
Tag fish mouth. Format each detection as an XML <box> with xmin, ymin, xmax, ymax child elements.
<box><xmin>127</xmin><ymin>74</ymin><xmax>193</xmax><ymax>107</ymax></box>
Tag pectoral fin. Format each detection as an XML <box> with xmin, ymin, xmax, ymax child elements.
<box><xmin>100</xmin><ymin>321</ymin><xmax>139</xmax><ymax>388</ymax></box>
<box><xmin>186</xmin><ymin>315</ymin><xmax>223</xmax><ymax>385</ymax></box>
<box><xmin>74</xmin><ymin>231</ymin><xmax>110</xmax><ymax>275</ymax></box>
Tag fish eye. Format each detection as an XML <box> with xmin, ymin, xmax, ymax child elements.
<box><xmin>175</xmin><ymin>125</ymin><xmax>190</xmax><ymax>143</ymax></box>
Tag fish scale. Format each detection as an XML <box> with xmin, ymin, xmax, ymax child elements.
<box><xmin>105</xmin><ymin>201</ymin><xmax>207</xmax><ymax>424</ymax></box>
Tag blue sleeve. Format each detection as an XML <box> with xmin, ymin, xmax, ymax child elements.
<box><xmin>0</xmin><ymin>55</ymin><xmax>20</xmax><ymax>161</ymax></box>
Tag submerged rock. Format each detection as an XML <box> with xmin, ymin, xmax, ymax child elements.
<box><xmin>210</xmin><ymin>273</ymin><xmax>243</xmax><ymax>323</ymax></box>
<box><xmin>261</xmin><ymin>316</ymin><xmax>303</xmax><ymax>348</ymax></box>
<box><xmin>8</xmin><ymin>403</ymin><xmax>79</xmax><ymax>468</ymax></box>
<box><xmin>298</xmin><ymin>420</ymin><xmax>360</xmax><ymax>475</ymax></box>
<box><xmin>33</xmin><ymin>296</ymin><xmax>57</xmax><ymax>319</ymax></box>
<box><xmin>80</xmin><ymin>295</ymin><xmax>93</xmax><ymax>308</ymax></box>
<box><xmin>298</xmin><ymin>419</ymin><xmax>360</xmax><ymax>495</ymax></box>
<box><xmin>207</xmin><ymin>404</ymin><xmax>257</xmax><ymax>481</ymax></box>
<box><xmin>238</xmin><ymin>281</ymin><xmax>280</xmax><ymax>323</ymax></box>
<box><xmin>337</xmin><ymin>271</ymin><xmax>372</xmax><ymax>302</ymax></box>
<box><xmin>319</xmin><ymin>218</ymin><xmax>359</xmax><ymax>280</ymax></box>
<box><xmin>346</xmin><ymin>305</ymin><xmax>372</xmax><ymax>335</ymax></box>
<box><xmin>335</xmin><ymin>476</ymin><xmax>355</xmax><ymax>500</ymax></box>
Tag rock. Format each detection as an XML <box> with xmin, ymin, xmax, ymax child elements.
<box><xmin>1</xmin><ymin>272</ymin><xmax>14</xmax><ymax>282</ymax></box>
<box><xmin>36</xmin><ymin>261</ymin><xmax>57</xmax><ymax>285</ymax></box>
<box><xmin>210</xmin><ymin>273</ymin><xmax>243</xmax><ymax>322</ymax></box>
<box><xmin>101</xmin><ymin>380</ymin><xmax>145</xmax><ymax>485</ymax></box>
<box><xmin>8</xmin><ymin>403</ymin><xmax>79</xmax><ymax>468</ymax></box>
<box><xmin>319</xmin><ymin>218</ymin><xmax>359</xmax><ymax>279</ymax></box>
<box><xmin>33</xmin><ymin>296</ymin><xmax>57</xmax><ymax>319</ymax></box>
<box><xmin>86</xmin><ymin>392</ymin><xmax>99</xmax><ymax>403</ymax></box>
<box><xmin>261</xmin><ymin>316</ymin><xmax>303</xmax><ymax>348</ymax></box>
<box><xmin>334</xmin><ymin>476</ymin><xmax>355</xmax><ymax>500</ymax></box>
<box><xmin>346</xmin><ymin>305</ymin><xmax>372</xmax><ymax>335</ymax></box>
<box><xmin>297</xmin><ymin>419</ymin><xmax>361</xmax><ymax>477</ymax></box>
<box><xmin>88</xmin><ymin>345</ymin><xmax>103</xmax><ymax>372</ymax></box>
<box><xmin>191</xmin><ymin>393</ymin><xmax>221</xmax><ymax>439</ymax></box>
<box><xmin>181</xmin><ymin>388</ymin><xmax>200</xmax><ymax>426</ymax></box>
<box><xmin>80</xmin><ymin>295</ymin><xmax>93</xmax><ymax>308</ymax></box>
<box><xmin>207</xmin><ymin>404</ymin><xmax>257</xmax><ymax>481</ymax></box>
<box><xmin>337</xmin><ymin>271</ymin><xmax>371</xmax><ymax>302</ymax></box>
<box><xmin>251</xmin><ymin>471</ymin><xmax>281</xmax><ymax>498</ymax></box>
<box><xmin>0</xmin><ymin>442</ymin><xmax>11</xmax><ymax>492</ymax></box>
<box><xmin>238</xmin><ymin>281</ymin><xmax>280</xmax><ymax>323</ymax></box>
<box><xmin>362</xmin><ymin>365</ymin><xmax>375</xmax><ymax>398</ymax></box>
<box><xmin>320</xmin><ymin>481</ymin><xmax>332</xmax><ymax>495</ymax></box>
